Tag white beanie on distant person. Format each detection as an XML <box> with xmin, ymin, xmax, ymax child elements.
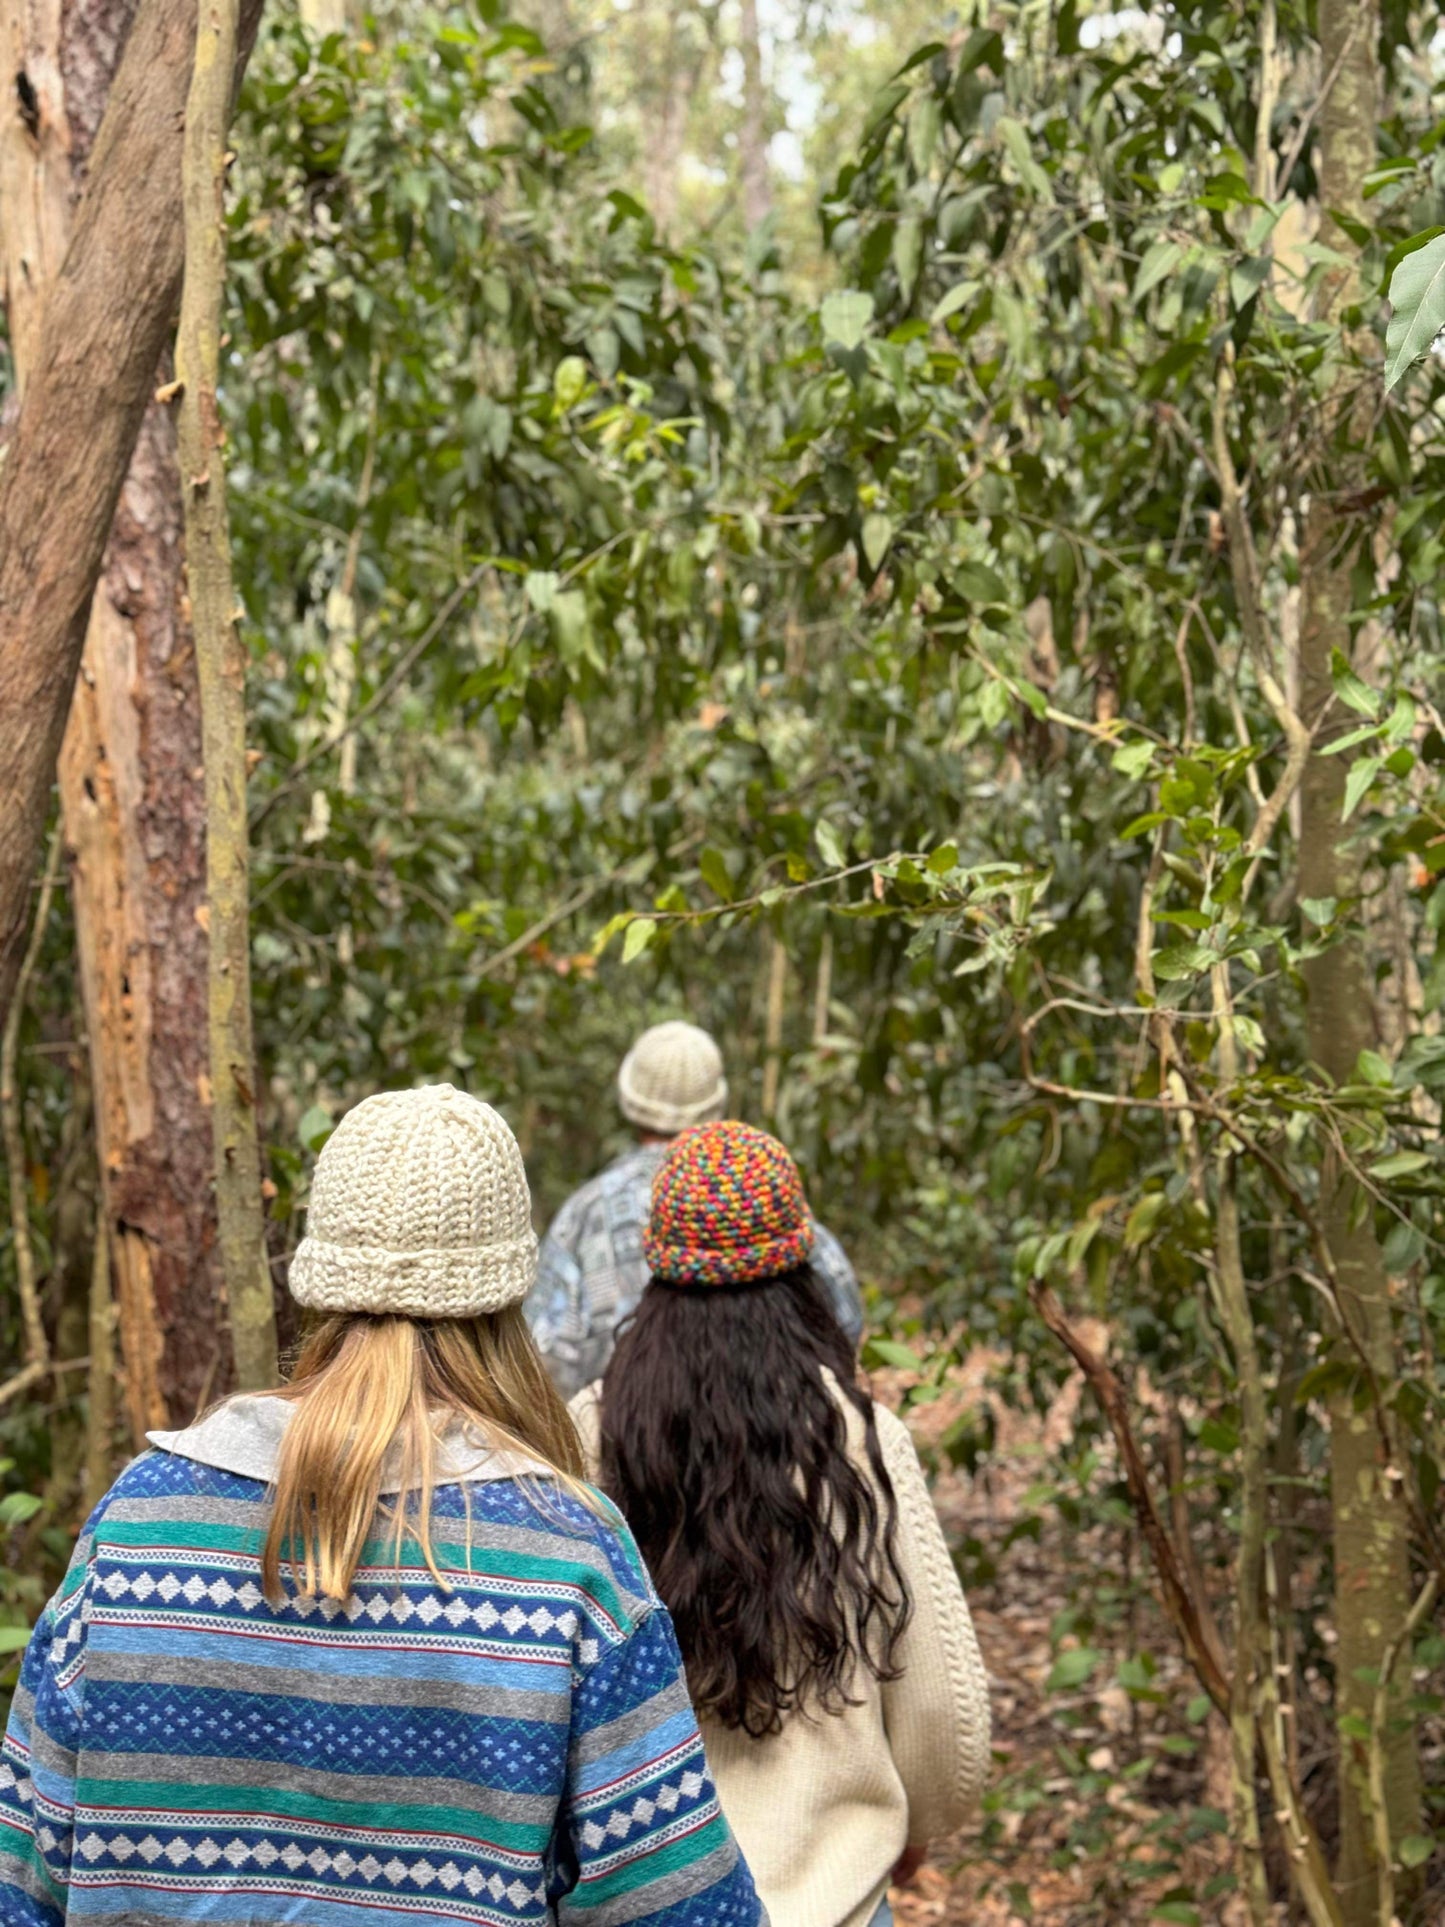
<box><xmin>617</xmin><ymin>1021</ymin><xmax>728</xmax><ymax>1136</ymax></box>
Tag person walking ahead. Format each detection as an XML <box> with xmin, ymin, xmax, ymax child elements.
<box><xmin>0</xmin><ymin>1086</ymin><xmax>764</xmax><ymax>1927</ymax></box>
<box><xmin>527</xmin><ymin>1019</ymin><xmax>864</xmax><ymax>1396</ymax></box>
<box><xmin>570</xmin><ymin>1121</ymin><xmax>991</xmax><ymax>1927</ymax></box>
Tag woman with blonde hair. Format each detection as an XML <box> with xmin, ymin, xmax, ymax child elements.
<box><xmin>0</xmin><ymin>1086</ymin><xmax>764</xmax><ymax>1927</ymax></box>
<box><xmin>571</xmin><ymin>1121</ymin><xmax>991</xmax><ymax>1927</ymax></box>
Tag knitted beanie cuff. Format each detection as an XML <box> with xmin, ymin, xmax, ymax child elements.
<box><xmin>289</xmin><ymin>1231</ymin><xmax>539</xmax><ymax>1320</ymax></box>
<box><xmin>644</xmin><ymin>1219</ymin><xmax>814</xmax><ymax>1288</ymax></box>
<box><xmin>617</xmin><ymin>1066</ymin><xmax>728</xmax><ymax>1136</ymax></box>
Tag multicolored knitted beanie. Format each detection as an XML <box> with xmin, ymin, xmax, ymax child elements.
<box><xmin>643</xmin><ymin>1120</ymin><xmax>816</xmax><ymax>1286</ymax></box>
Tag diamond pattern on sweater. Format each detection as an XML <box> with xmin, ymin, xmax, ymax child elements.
<box><xmin>75</xmin><ymin>1830</ymin><xmax>549</xmax><ymax>1905</ymax></box>
<box><xmin>1</xmin><ymin>1449</ymin><xmax>764</xmax><ymax>1927</ymax></box>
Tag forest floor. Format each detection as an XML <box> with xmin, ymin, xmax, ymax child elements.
<box><xmin>880</xmin><ymin>1341</ymin><xmax>1244</xmax><ymax>1927</ymax></box>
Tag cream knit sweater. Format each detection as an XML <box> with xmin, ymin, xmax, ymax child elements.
<box><xmin>569</xmin><ymin>1375</ymin><xmax>991</xmax><ymax>1927</ymax></box>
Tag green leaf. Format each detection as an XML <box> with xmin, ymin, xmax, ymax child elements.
<box><xmin>1197</xmin><ymin>171</ymin><xmax>1255</xmax><ymax>211</ymax></box>
<box><xmin>953</xmin><ymin>25</ymin><xmax>1004</xmax><ymax>74</ymax></box>
<box><xmin>590</xmin><ymin>912</ymin><xmax>634</xmax><ymax>959</ymax></box>
<box><xmin>549</xmin><ymin>589</ymin><xmax>600</xmax><ymax>677</ymax></box>
<box><xmin>1384</xmin><ymin>231</ymin><xmax>1445</xmax><ymax>392</ymax></box>
<box><xmin>996</xmin><ymin>117</ymin><xmax>1054</xmax><ymax>202</ymax></box>
<box><xmin>698</xmin><ymin>847</ymin><xmax>734</xmax><ymax>903</ymax></box>
<box><xmin>927</xmin><ymin>842</ymin><xmax>959</xmax><ymax>875</ymax></box>
<box><xmin>0</xmin><ymin>1625</ymin><xmax>32</xmax><ymax>1653</ymax></box>
<box><xmin>1318</xmin><ymin>721</ymin><xmax>1385</xmax><ymax>756</ymax></box>
<box><xmin>1355</xmin><ymin>1048</ymin><xmax>1395</xmax><ymax>1088</ymax></box>
<box><xmin>1111</xmin><ymin>739</ymin><xmax>1154</xmax><ymax>779</ymax></box>
<box><xmin>621</xmin><ymin>917</ymin><xmax>656</xmax><ymax>964</ymax></box>
<box><xmin>524</xmin><ymin>569</ymin><xmax>559</xmax><ymax>613</ymax></box>
<box><xmin>816</xmin><ymin>820</ymin><xmax>848</xmax><ymax>870</ymax></box>
<box><xmin>891</xmin><ymin>214</ymin><xmax>922</xmax><ymax>295</ymax></box>
<box><xmin>1330</xmin><ymin>647</ymin><xmax>1381</xmax><ymax>718</ymax></box>
<box><xmin>298</xmin><ymin>1105</ymin><xmax>334</xmax><ymax>1153</ymax></box>
<box><xmin>1369</xmin><ymin>1151</ymin><xmax>1430</xmax><ymax>1179</ymax></box>
<box><xmin>553</xmin><ymin>355</ymin><xmax>588</xmax><ymax>411</ymax></box>
<box><xmin>907</xmin><ymin>95</ymin><xmax>942</xmax><ymax>175</ymax></box>
<box><xmin>1121</xmin><ymin>811</ymin><xmax>1169</xmax><ymax>839</ymax></box>
<box><xmin>955</xmin><ymin>562</ymin><xmax>1007</xmax><ymax>603</ymax></box>
<box><xmin>1047</xmin><ymin>1645</ymin><xmax>1102</xmax><ymax>1692</ymax></box>
<box><xmin>1397</xmin><ymin>1834</ymin><xmax>1435</xmax><ymax>1870</ymax></box>
<box><xmin>1229</xmin><ymin>255</ymin><xmax>1271</xmax><ymax>310</ymax></box>
<box><xmin>864</xmin><ymin>1337</ymin><xmax>926</xmax><ymax>1373</ymax></box>
<box><xmin>1301</xmin><ymin>896</ymin><xmax>1337</xmax><ymax>926</ymax></box>
<box><xmin>1134</xmin><ymin>239</ymin><xmax>1184</xmax><ymax>303</ymax></box>
<box><xmin>1342</xmin><ymin>756</ymin><xmax>1381</xmax><ymax>821</ymax></box>
<box><xmin>0</xmin><ymin>1491</ymin><xmax>42</xmax><ymax>1529</ymax></box>
<box><xmin>1153</xmin><ymin>943</ymin><xmax>1214</xmax><ymax>981</ymax></box>
<box><xmin>1123</xmin><ymin>1192</ymin><xmax>1166</xmax><ymax>1249</ymax></box>
<box><xmin>820</xmin><ymin>289</ymin><xmax>874</xmax><ymax>350</ymax></box>
<box><xmin>930</xmin><ymin>280</ymin><xmax>979</xmax><ymax>326</ymax></box>
<box><xmin>1198</xmin><ymin>1417</ymin><xmax>1240</xmax><ymax>1454</ymax></box>
<box><xmin>861</xmin><ymin>512</ymin><xmax>894</xmax><ymax>572</ymax></box>
<box><xmin>863</xmin><ymin>79</ymin><xmax>910</xmax><ymax>138</ymax></box>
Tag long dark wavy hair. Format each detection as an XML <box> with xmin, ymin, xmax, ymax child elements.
<box><xmin>598</xmin><ymin>1264</ymin><xmax>911</xmax><ymax>1737</ymax></box>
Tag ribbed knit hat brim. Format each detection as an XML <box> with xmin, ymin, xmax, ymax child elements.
<box><xmin>644</xmin><ymin>1223</ymin><xmax>813</xmax><ymax>1287</ymax></box>
<box><xmin>288</xmin><ymin>1085</ymin><xmax>538</xmax><ymax>1320</ymax></box>
<box><xmin>289</xmin><ymin>1232</ymin><xmax>538</xmax><ymax>1320</ymax></box>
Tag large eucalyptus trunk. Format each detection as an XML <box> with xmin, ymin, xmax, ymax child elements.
<box><xmin>1297</xmin><ymin>0</ymin><xmax>1422</xmax><ymax>1912</ymax></box>
<box><xmin>0</xmin><ymin>0</ymin><xmax>261</xmax><ymax>1434</ymax></box>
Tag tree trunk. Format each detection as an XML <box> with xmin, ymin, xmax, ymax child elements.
<box><xmin>640</xmin><ymin>0</ymin><xmax>696</xmax><ymax>237</ymax></box>
<box><xmin>1297</xmin><ymin>0</ymin><xmax>1422</xmax><ymax>1914</ymax></box>
<box><xmin>175</xmin><ymin>0</ymin><xmax>277</xmax><ymax>1392</ymax></box>
<box><xmin>0</xmin><ymin>0</ymin><xmax>264</xmax><ymax>1043</ymax></box>
<box><xmin>0</xmin><ymin>0</ymin><xmax>251</xmax><ymax>1435</ymax></box>
<box><xmin>738</xmin><ymin>0</ymin><xmax>771</xmax><ymax>231</ymax></box>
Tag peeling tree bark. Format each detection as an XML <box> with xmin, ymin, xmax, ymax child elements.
<box><xmin>0</xmin><ymin>0</ymin><xmax>264</xmax><ymax>1035</ymax></box>
<box><xmin>174</xmin><ymin>0</ymin><xmax>277</xmax><ymax>1392</ymax></box>
<box><xmin>1298</xmin><ymin>0</ymin><xmax>1423</xmax><ymax>1914</ymax></box>
<box><xmin>0</xmin><ymin>0</ymin><xmax>262</xmax><ymax>1434</ymax></box>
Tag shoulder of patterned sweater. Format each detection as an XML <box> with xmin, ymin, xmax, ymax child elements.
<box><xmin>569</xmin><ymin>1380</ymin><xmax>604</xmax><ymax>1479</ymax></box>
<box><xmin>866</xmin><ymin>1393</ymin><xmax>992</xmax><ymax>1845</ymax></box>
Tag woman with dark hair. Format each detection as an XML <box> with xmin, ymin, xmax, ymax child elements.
<box><xmin>570</xmin><ymin>1120</ymin><xmax>990</xmax><ymax>1927</ymax></box>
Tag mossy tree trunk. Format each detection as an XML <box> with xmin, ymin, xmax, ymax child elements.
<box><xmin>174</xmin><ymin>0</ymin><xmax>278</xmax><ymax>1393</ymax></box>
<box><xmin>1297</xmin><ymin>0</ymin><xmax>1423</xmax><ymax>1913</ymax></box>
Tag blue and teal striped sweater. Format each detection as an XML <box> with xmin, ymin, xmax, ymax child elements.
<box><xmin>0</xmin><ymin>1446</ymin><xmax>764</xmax><ymax>1926</ymax></box>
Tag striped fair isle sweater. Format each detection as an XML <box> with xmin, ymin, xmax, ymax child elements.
<box><xmin>0</xmin><ymin>1439</ymin><xmax>764</xmax><ymax>1927</ymax></box>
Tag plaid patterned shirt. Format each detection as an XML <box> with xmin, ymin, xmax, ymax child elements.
<box><xmin>525</xmin><ymin>1146</ymin><xmax>864</xmax><ymax>1399</ymax></box>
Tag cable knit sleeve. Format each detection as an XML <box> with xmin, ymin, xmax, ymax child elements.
<box><xmin>874</xmin><ymin>1403</ymin><xmax>991</xmax><ymax>1845</ymax></box>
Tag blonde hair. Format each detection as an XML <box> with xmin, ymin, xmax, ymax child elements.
<box><xmin>261</xmin><ymin>1307</ymin><xmax>592</xmax><ymax>1603</ymax></box>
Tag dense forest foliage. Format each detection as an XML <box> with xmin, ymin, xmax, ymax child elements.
<box><xmin>4</xmin><ymin>0</ymin><xmax>1445</xmax><ymax>1918</ymax></box>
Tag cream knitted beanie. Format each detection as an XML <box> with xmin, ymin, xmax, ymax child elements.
<box><xmin>617</xmin><ymin>1021</ymin><xmax>728</xmax><ymax>1136</ymax></box>
<box><xmin>289</xmin><ymin>1085</ymin><xmax>538</xmax><ymax>1319</ymax></box>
